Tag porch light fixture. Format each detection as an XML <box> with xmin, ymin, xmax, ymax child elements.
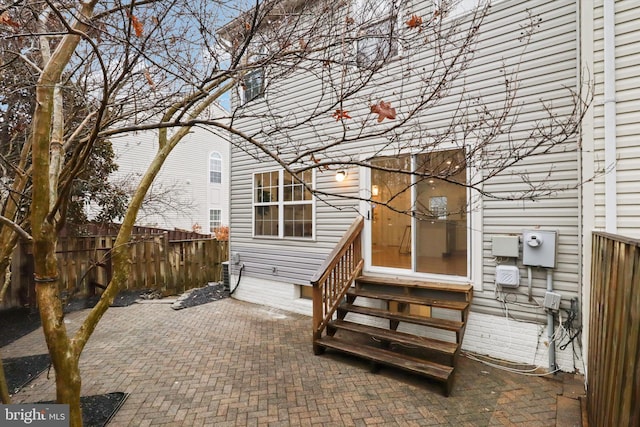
<box><xmin>371</xmin><ymin>185</ymin><xmax>379</xmax><ymax>196</ymax></box>
<box><xmin>335</xmin><ymin>170</ymin><xmax>347</xmax><ymax>182</ymax></box>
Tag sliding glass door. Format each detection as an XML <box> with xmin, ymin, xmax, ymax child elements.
<box><xmin>370</xmin><ymin>149</ymin><xmax>468</xmax><ymax>277</ymax></box>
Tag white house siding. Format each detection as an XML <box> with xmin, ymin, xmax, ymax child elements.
<box><xmin>580</xmin><ymin>0</ymin><xmax>640</xmax><ymax>378</ymax></box>
<box><xmin>228</xmin><ymin>0</ymin><xmax>582</xmax><ymax>371</ymax></box>
<box><xmin>110</xmin><ymin>121</ymin><xmax>230</xmax><ymax>232</ymax></box>
<box><xmin>592</xmin><ymin>1</ymin><xmax>640</xmax><ymax>238</ymax></box>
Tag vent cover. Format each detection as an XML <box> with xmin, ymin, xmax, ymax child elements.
<box><xmin>495</xmin><ymin>265</ymin><xmax>520</xmax><ymax>288</ymax></box>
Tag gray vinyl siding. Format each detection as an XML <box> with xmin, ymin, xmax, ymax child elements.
<box><xmin>229</xmin><ymin>0</ymin><xmax>580</xmax><ymax>316</ymax></box>
<box><xmin>592</xmin><ymin>1</ymin><xmax>640</xmax><ymax>238</ymax></box>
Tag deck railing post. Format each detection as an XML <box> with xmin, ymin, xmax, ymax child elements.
<box><xmin>312</xmin><ymin>283</ymin><xmax>323</xmax><ymax>354</ymax></box>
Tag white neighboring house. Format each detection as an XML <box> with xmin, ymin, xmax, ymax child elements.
<box><xmin>109</xmin><ymin>105</ymin><xmax>230</xmax><ymax>233</ymax></box>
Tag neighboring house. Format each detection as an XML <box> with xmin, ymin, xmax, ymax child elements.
<box><xmin>108</xmin><ymin>104</ymin><xmax>230</xmax><ymax>233</ymax></box>
<box><xmin>222</xmin><ymin>0</ymin><xmax>639</xmax><ymax>380</ymax></box>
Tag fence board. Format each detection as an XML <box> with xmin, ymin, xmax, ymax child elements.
<box><xmin>9</xmin><ymin>234</ymin><xmax>227</xmax><ymax>309</ymax></box>
<box><xmin>588</xmin><ymin>232</ymin><xmax>640</xmax><ymax>427</ymax></box>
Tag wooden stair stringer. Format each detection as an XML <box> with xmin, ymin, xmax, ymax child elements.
<box><xmin>314</xmin><ymin>275</ymin><xmax>473</xmax><ymax>396</ymax></box>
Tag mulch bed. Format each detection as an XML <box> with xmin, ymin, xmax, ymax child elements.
<box><xmin>4</xmin><ymin>356</ymin><xmax>128</xmax><ymax>426</ymax></box>
<box><xmin>0</xmin><ymin>307</ymin><xmax>42</xmax><ymax>348</ymax></box>
<box><xmin>38</xmin><ymin>392</ymin><xmax>129</xmax><ymax>427</ymax></box>
<box><xmin>1</xmin><ymin>284</ymin><xmax>227</xmax><ymax>425</ymax></box>
<box><xmin>3</xmin><ymin>353</ymin><xmax>51</xmax><ymax>395</ymax></box>
<box><xmin>171</xmin><ymin>282</ymin><xmax>229</xmax><ymax>310</ymax></box>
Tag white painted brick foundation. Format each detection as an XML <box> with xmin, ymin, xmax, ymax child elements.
<box><xmin>463</xmin><ymin>311</ymin><xmax>582</xmax><ymax>373</ymax></box>
<box><xmin>230</xmin><ymin>274</ymin><xmax>312</xmax><ymax>316</ymax></box>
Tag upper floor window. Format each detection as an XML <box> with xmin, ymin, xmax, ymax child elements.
<box><xmin>240</xmin><ymin>47</ymin><xmax>267</xmax><ymax>105</ymax></box>
<box><xmin>209</xmin><ymin>152</ymin><xmax>222</xmax><ymax>184</ymax></box>
<box><xmin>242</xmin><ymin>69</ymin><xmax>264</xmax><ymax>104</ymax></box>
<box><xmin>355</xmin><ymin>0</ymin><xmax>399</xmax><ymax>68</ymax></box>
<box><xmin>253</xmin><ymin>169</ymin><xmax>314</xmax><ymax>238</ymax></box>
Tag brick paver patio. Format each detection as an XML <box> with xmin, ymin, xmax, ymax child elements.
<box><xmin>3</xmin><ymin>298</ymin><xmax>583</xmax><ymax>426</ymax></box>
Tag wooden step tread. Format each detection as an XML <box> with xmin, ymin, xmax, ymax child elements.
<box><xmin>315</xmin><ymin>336</ymin><xmax>453</xmax><ymax>382</ymax></box>
<box><xmin>347</xmin><ymin>288</ymin><xmax>469</xmax><ymax>311</ymax></box>
<box><xmin>329</xmin><ymin>319</ymin><xmax>458</xmax><ymax>356</ymax></box>
<box><xmin>340</xmin><ymin>303</ymin><xmax>464</xmax><ymax>332</ymax></box>
<box><xmin>356</xmin><ymin>275</ymin><xmax>473</xmax><ymax>294</ymax></box>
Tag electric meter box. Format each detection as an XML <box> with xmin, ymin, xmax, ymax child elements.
<box><xmin>522</xmin><ymin>230</ymin><xmax>557</xmax><ymax>268</ymax></box>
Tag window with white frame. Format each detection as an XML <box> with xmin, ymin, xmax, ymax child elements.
<box><xmin>209</xmin><ymin>209</ymin><xmax>222</xmax><ymax>232</ymax></box>
<box><xmin>253</xmin><ymin>169</ymin><xmax>314</xmax><ymax>238</ymax></box>
<box><xmin>242</xmin><ymin>68</ymin><xmax>264</xmax><ymax>104</ymax></box>
<box><xmin>355</xmin><ymin>0</ymin><xmax>399</xmax><ymax>68</ymax></box>
<box><xmin>209</xmin><ymin>152</ymin><xmax>222</xmax><ymax>184</ymax></box>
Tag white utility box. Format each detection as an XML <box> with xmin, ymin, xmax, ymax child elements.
<box><xmin>495</xmin><ymin>265</ymin><xmax>520</xmax><ymax>288</ymax></box>
<box><xmin>543</xmin><ymin>291</ymin><xmax>562</xmax><ymax>311</ymax></box>
<box><xmin>522</xmin><ymin>230</ymin><xmax>557</xmax><ymax>268</ymax></box>
<box><xmin>491</xmin><ymin>235</ymin><xmax>520</xmax><ymax>258</ymax></box>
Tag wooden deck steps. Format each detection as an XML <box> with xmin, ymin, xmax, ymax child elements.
<box><xmin>337</xmin><ymin>303</ymin><xmax>464</xmax><ymax>331</ymax></box>
<box><xmin>328</xmin><ymin>319</ymin><xmax>459</xmax><ymax>358</ymax></box>
<box><xmin>317</xmin><ymin>335</ymin><xmax>454</xmax><ymax>385</ymax></box>
<box><xmin>314</xmin><ymin>275</ymin><xmax>473</xmax><ymax>396</ymax></box>
<box><xmin>356</xmin><ymin>275</ymin><xmax>473</xmax><ymax>296</ymax></box>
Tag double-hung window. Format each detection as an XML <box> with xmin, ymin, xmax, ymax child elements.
<box><xmin>355</xmin><ymin>0</ymin><xmax>399</xmax><ymax>68</ymax></box>
<box><xmin>209</xmin><ymin>209</ymin><xmax>222</xmax><ymax>232</ymax></box>
<box><xmin>209</xmin><ymin>152</ymin><xmax>222</xmax><ymax>184</ymax></box>
<box><xmin>241</xmin><ymin>47</ymin><xmax>266</xmax><ymax>105</ymax></box>
<box><xmin>242</xmin><ymin>69</ymin><xmax>264</xmax><ymax>104</ymax></box>
<box><xmin>253</xmin><ymin>170</ymin><xmax>314</xmax><ymax>238</ymax></box>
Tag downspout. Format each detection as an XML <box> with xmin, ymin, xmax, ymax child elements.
<box><xmin>575</xmin><ymin>0</ymin><xmax>583</xmax><ymax>374</ymax></box>
<box><xmin>603</xmin><ymin>0</ymin><xmax>617</xmax><ymax>233</ymax></box>
<box><xmin>579</xmin><ymin>0</ymin><xmax>596</xmax><ymax>382</ymax></box>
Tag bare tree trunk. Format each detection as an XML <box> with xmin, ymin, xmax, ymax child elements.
<box><xmin>28</xmin><ymin>2</ymin><xmax>98</xmax><ymax>425</ymax></box>
<box><xmin>0</xmin><ymin>259</ymin><xmax>10</xmax><ymax>304</ymax></box>
<box><xmin>31</xmin><ymin>81</ymin><xmax>83</xmax><ymax>424</ymax></box>
<box><xmin>0</xmin><ymin>246</ymin><xmax>19</xmax><ymax>405</ymax></box>
<box><xmin>0</xmin><ymin>353</ymin><xmax>10</xmax><ymax>404</ymax></box>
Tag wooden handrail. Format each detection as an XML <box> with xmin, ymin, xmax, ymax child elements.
<box><xmin>311</xmin><ymin>216</ymin><xmax>364</xmax><ymax>351</ymax></box>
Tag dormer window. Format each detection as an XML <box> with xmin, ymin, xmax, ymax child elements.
<box><xmin>355</xmin><ymin>0</ymin><xmax>399</xmax><ymax>68</ymax></box>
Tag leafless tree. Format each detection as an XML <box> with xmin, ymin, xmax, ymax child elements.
<box><xmin>0</xmin><ymin>0</ymin><xmax>587</xmax><ymax>424</ymax></box>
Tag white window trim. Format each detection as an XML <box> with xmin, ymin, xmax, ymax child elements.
<box><xmin>240</xmin><ymin>68</ymin><xmax>264</xmax><ymax>105</ymax></box>
<box><xmin>359</xmin><ymin>149</ymin><xmax>481</xmax><ymax>289</ymax></box>
<box><xmin>209</xmin><ymin>208</ymin><xmax>222</xmax><ymax>232</ymax></box>
<box><xmin>252</xmin><ymin>169</ymin><xmax>316</xmax><ymax>240</ymax></box>
<box><xmin>209</xmin><ymin>151</ymin><xmax>222</xmax><ymax>184</ymax></box>
<box><xmin>239</xmin><ymin>46</ymin><xmax>268</xmax><ymax>106</ymax></box>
